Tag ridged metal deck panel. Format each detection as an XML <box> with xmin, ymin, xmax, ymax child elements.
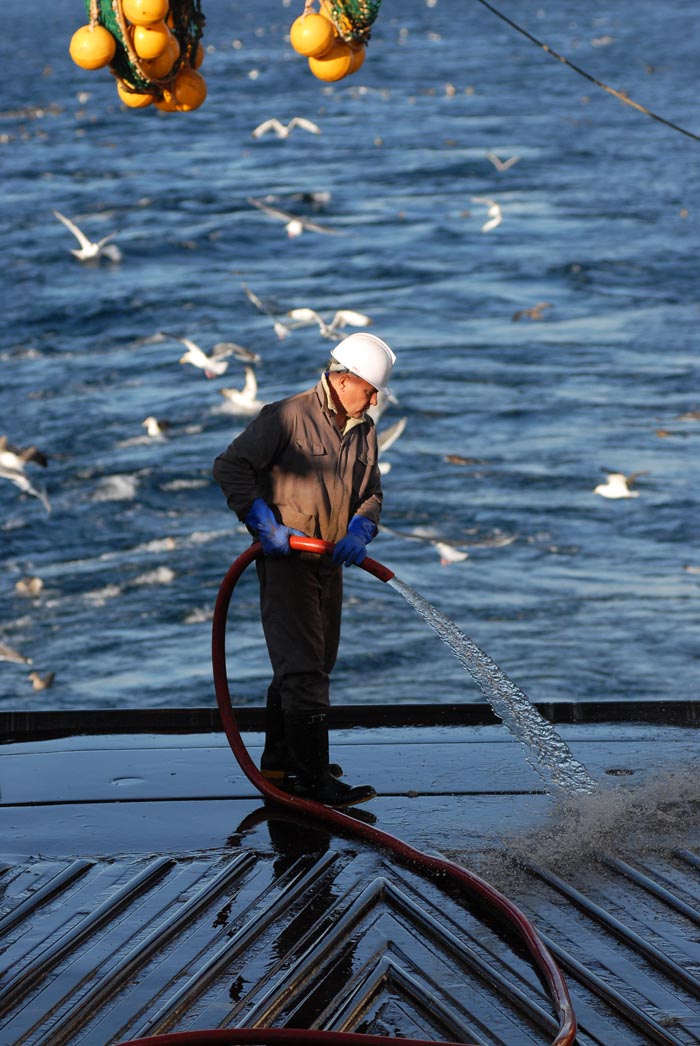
<box><xmin>1</xmin><ymin>719</ymin><xmax>699</xmax><ymax>1045</ymax></box>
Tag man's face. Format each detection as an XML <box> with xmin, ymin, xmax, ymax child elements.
<box><xmin>337</xmin><ymin>373</ymin><xmax>379</xmax><ymax>418</ymax></box>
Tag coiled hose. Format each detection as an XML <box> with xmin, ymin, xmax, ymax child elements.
<box><xmin>116</xmin><ymin>536</ymin><xmax>576</xmax><ymax>1046</ymax></box>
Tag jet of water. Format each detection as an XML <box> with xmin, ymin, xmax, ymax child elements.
<box><xmin>389</xmin><ymin>576</ymin><xmax>597</xmax><ymax>797</ymax></box>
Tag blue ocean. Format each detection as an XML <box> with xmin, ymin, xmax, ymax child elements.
<box><xmin>2</xmin><ymin>0</ymin><xmax>699</xmax><ymax>712</ymax></box>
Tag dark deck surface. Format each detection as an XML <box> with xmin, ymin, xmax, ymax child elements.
<box><xmin>1</xmin><ymin>708</ymin><xmax>700</xmax><ymax>1045</ymax></box>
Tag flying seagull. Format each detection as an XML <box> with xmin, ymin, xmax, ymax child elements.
<box><xmin>247</xmin><ymin>196</ymin><xmax>344</xmax><ymax>238</ymax></box>
<box><xmin>471</xmin><ymin>197</ymin><xmax>503</xmax><ymax>232</ymax></box>
<box><xmin>0</xmin><ymin>463</ymin><xmax>51</xmax><ymax>513</ymax></box>
<box><xmin>594</xmin><ymin>470</ymin><xmax>648</xmax><ymax>499</ymax></box>
<box><xmin>176</xmin><ymin>337</ymin><xmax>233</xmax><ymax>378</ymax></box>
<box><xmin>252</xmin><ymin>117</ymin><xmax>321</xmax><ymax>139</ymax></box>
<box><xmin>212</xmin><ymin>340</ymin><xmax>262</xmax><ymax>365</ymax></box>
<box><xmin>53</xmin><ymin>209</ymin><xmax>122</xmax><ymax>262</ymax></box>
<box><xmin>485</xmin><ymin>151</ymin><xmax>521</xmax><ymax>172</ymax></box>
<box><xmin>377</xmin><ymin>416</ymin><xmax>407</xmax><ymax>476</ymax></box>
<box><xmin>0</xmin><ymin>641</ymin><xmax>32</xmax><ymax>664</ymax></box>
<box><xmin>284</xmin><ymin>307</ymin><xmax>373</xmax><ymax>340</ymax></box>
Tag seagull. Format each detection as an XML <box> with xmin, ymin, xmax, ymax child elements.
<box><xmin>241</xmin><ymin>284</ymin><xmax>292</xmax><ymax>340</ymax></box>
<box><xmin>0</xmin><ymin>641</ymin><xmax>32</xmax><ymax>664</ymax></box>
<box><xmin>433</xmin><ymin>542</ymin><xmax>469</xmax><ymax>566</ymax></box>
<box><xmin>471</xmin><ymin>197</ymin><xmax>502</xmax><ymax>232</ymax></box>
<box><xmin>593</xmin><ymin>470</ymin><xmax>647</xmax><ymax>499</ymax></box>
<box><xmin>247</xmin><ymin>196</ymin><xmax>344</xmax><ymax>238</ymax></box>
<box><xmin>28</xmin><ymin>670</ymin><xmax>55</xmax><ymax>691</ymax></box>
<box><xmin>176</xmin><ymin>337</ymin><xmax>233</xmax><ymax>378</ymax></box>
<box><xmin>252</xmin><ymin>117</ymin><xmax>321</xmax><ymax>139</ymax></box>
<box><xmin>142</xmin><ymin>416</ymin><xmax>171</xmax><ymax>438</ymax></box>
<box><xmin>15</xmin><ymin>575</ymin><xmax>44</xmax><ymax>597</ymax></box>
<box><xmin>512</xmin><ymin>302</ymin><xmax>552</xmax><ymax>322</ymax></box>
<box><xmin>377</xmin><ymin>416</ymin><xmax>407</xmax><ymax>475</ymax></box>
<box><xmin>53</xmin><ymin>209</ymin><xmax>122</xmax><ymax>262</ymax></box>
<box><xmin>212</xmin><ymin>340</ymin><xmax>262</xmax><ymax>365</ymax></box>
<box><xmin>0</xmin><ymin>463</ymin><xmax>51</xmax><ymax>513</ymax></box>
<box><xmin>219</xmin><ymin>366</ymin><xmax>265</xmax><ymax>415</ymax></box>
<box><xmin>0</xmin><ymin>435</ymin><xmax>48</xmax><ymax>469</ymax></box>
<box><xmin>486</xmin><ymin>151</ymin><xmax>521</xmax><ymax>172</ymax></box>
<box><xmin>285</xmin><ymin>307</ymin><xmax>373</xmax><ymax>340</ymax></box>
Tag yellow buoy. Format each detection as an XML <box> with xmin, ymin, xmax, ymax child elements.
<box><xmin>289</xmin><ymin>13</ymin><xmax>336</xmax><ymax>58</ymax></box>
<box><xmin>308</xmin><ymin>38</ymin><xmax>354</xmax><ymax>82</ymax></box>
<box><xmin>122</xmin><ymin>0</ymin><xmax>170</xmax><ymax>28</ymax></box>
<box><xmin>69</xmin><ymin>24</ymin><xmax>116</xmax><ymax>70</ymax></box>
<box><xmin>132</xmin><ymin>21</ymin><xmax>172</xmax><ymax>60</ymax></box>
<box><xmin>140</xmin><ymin>32</ymin><xmax>180</xmax><ymax>77</ymax></box>
<box><xmin>164</xmin><ymin>66</ymin><xmax>207</xmax><ymax>111</ymax></box>
<box><xmin>116</xmin><ymin>79</ymin><xmax>154</xmax><ymax>108</ymax></box>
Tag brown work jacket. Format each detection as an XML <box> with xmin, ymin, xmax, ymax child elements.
<box><xmin>213</xmin><ymin>378</ymin><xmax>382</xmax><ymax>543</ymax></box>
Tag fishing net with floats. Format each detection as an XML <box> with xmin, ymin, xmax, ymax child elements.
<box><xmin>83</xmin><ymin>0</ymin><xmax>205</xmax><ymax>97</ymax></box>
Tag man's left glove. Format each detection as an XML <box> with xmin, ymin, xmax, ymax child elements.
<box><xmin>245</xmin><ymin>498</ymin><xmax>305</xmax><ymax>557</ymax></box>
<box><xmin>332</xmin><ymin>514</ymin><xmax>378</xmax><ymax>567</ymax></box>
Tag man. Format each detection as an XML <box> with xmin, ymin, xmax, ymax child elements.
<box><xmin>213</xmin><ymin>332</ymin><xmax>396</xmax><ymax>809</ymax></box>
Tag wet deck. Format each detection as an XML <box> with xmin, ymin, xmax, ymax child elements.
<box><xmin>1</xmin><ymin>707</ymin><xmax>700</xmax><ymax>1045</ymax></box>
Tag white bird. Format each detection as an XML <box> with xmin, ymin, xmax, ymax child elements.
<box><xmin>285</xmin><ymin>307</ymin><xmax>373</xmax><ymax>340</ymax></box>
<box><xmin>0</xmin><ymin>463</ymin><xmax>51</xmax><ymax>513</ymax></box>
<box><xmin>433</xmin><ymin>542</ymin><xmax>469</xmax><ymax>566</ymax></box>
<box><xmin>0</xmin><ymin>641</ymin><xmax>32</xmax><ymax>665</ymax></box>
<box><xmin>142</xmin><ymin>416</ymin><xmax>171</xmax><ymax>438</ymax></box>
<box><xmin>486</xmin><ymin>151</ymin><xmax>521</xmax><ymax>172</ymax></box>
<box><xmin>219</xmin><ymin>367</ymin><xmax>265</xmax><ymax>415</ymax></box>
<box><xmin>28</xmin><ymin>670</ymin><xmax>55</xmax><ymax>691</ymax></box>
<box><xmin>377</xmin><ymin>416</ymin><xmax>407</xmax><ymax>476</ymax></box>
<box><xmin>593</xmin><ymin>470</ymin><xmax>647</xmax><ymax>499</ymax></box>
<box><xmin>0</xmin><ymin>435</ymin><xmax>48</xmax><ymax>469</ymax></box>
<box><xmin>53</xmin><ymin>209</ymin><xmax>122</xmax><ymax>262</ymax></box>
<box><xmin>252</xmin><ymin>117</ymin><xmax>321</xmax><ymax>139</ymax></box>
<box><xmin>247</xmin><ymin>196</ymin><xmax>344</xmax><ymax>238</ymax></box>
<box><xmin>241</xmin><ymin>284</ymin><xmax>292</xmax><ymax>340</ymax></box>
<box><xmin>212</xmin><ymin>340</ymin><xmax>262</xmax><ymax>365</ymax></box>
<box><xmin>177</xmin><ymin>337</ymin><xmax>232</xmax><ymax>378</ymax></box>
<box><xmin>15</xmin><ymin>576</ymin><xmax>44</xmax><ymax>597</ymax></box>
<box><xmin>471</xmin><ymin>196</ymin><xmax>503</xmax><ymax>232</ymax></box>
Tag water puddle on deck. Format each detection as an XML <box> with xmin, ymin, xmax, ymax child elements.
<box><xmin>389</xmin><ymin>576</ymin><xmax>597</xmax><ymax>797</ymax></box>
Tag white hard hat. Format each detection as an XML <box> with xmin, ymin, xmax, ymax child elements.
<box><xmin>330</xmin><ymin>333</ymin><xmax>396</xmax><ymax>393</ymax></box>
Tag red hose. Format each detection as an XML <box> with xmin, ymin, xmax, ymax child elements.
<box><xmin>116</xmin><ymin>537</ymin><xmax>577</xmax><ymax>1046</ymax></box>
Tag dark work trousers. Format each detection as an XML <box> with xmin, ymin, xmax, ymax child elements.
<box><xmin>256</xmin><ymin>552</ymin><xmax>343</xmax><ymax>715</ymax></box>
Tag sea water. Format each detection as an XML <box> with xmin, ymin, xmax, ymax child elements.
<box><xmin>389</xmin><ymin>576</ymin><xmax>597</xmax><ymax>797</ymax></box>
<box><xmin>2</xmin><ymin>0</ymin><xmax>700</xmax><ymax>711</ymax></box>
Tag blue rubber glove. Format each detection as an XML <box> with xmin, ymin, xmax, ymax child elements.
<box><xmin>332</xmin><ymin>514</ymin><xmax>378</xmax><ymax>567</ymax></box>
<box><xmin>245</xmin><ymin>498</ymin><xmax>304</xmax><ymax>557</ymax></box>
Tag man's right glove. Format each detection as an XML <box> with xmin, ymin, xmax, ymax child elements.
<box><xmin>245</xmin><ymin>498</ymin><xmax>304</xmax><ymax>557</ymax></box>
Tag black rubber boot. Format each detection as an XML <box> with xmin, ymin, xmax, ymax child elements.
<box><xmin>260</xmin><ymin>684</ymin><xmax>342</xmax><ymax>785</ymax></box>
<box><xmin>284</xmin><ymin>712</ymin><xmax>376</xmax><ymax>808</ymax></box>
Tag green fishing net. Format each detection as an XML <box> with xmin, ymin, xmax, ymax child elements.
<box><xmin>324</xmin><ymin>0</ymin><xmax>382</xmax><ymax>45</ymax></box>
